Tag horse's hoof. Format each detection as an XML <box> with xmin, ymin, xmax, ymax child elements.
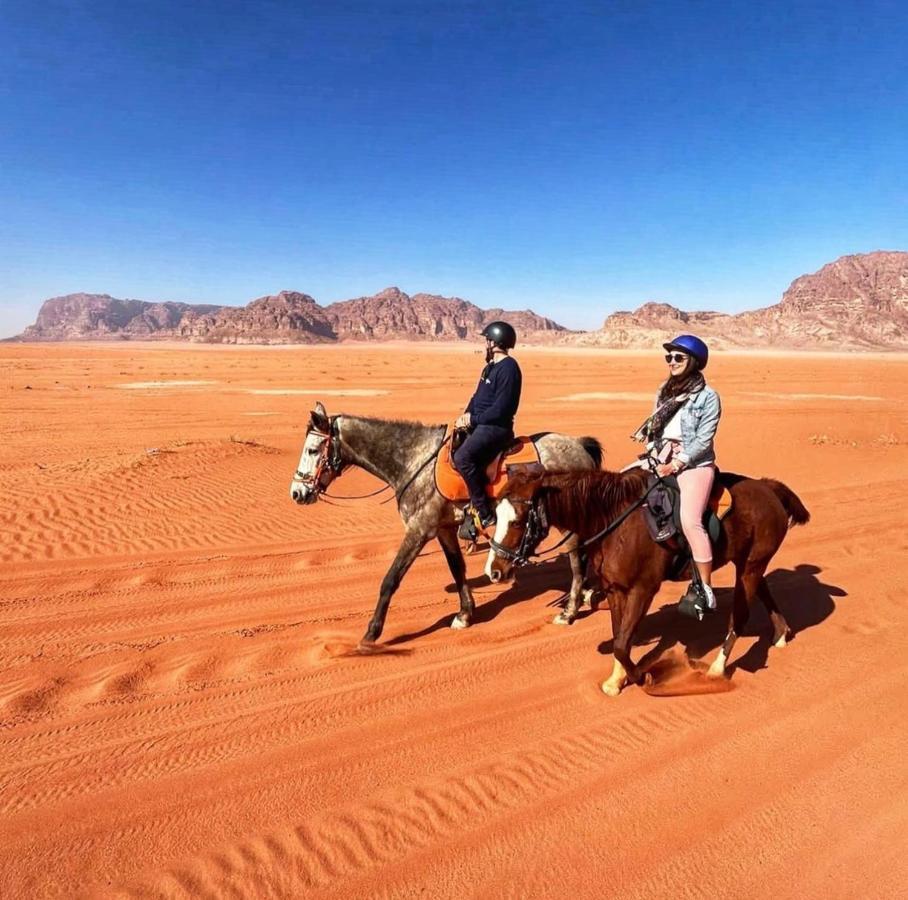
<box><xmin>774</xmin><ymin>629</ymin><xmax>792</xmax><ymax>648</ymax></box>
<box><xmin>707</xmin><ymin>648</ymin><xmax>728</xmax><ymax>678</ymax></box>
<box><xmin>552</xmin><ymin>613</ymin><xmax>572</xmax><ymax>626</ymax></box>
<box><xmin>450</xmin><ymin>615</ymin><xmax>470</xmax><ymax>630</ymax></box>
<box><xmin>600</xmin><ymin>680</ymin><xmax>623</xmax><ymax>697</ymax></box>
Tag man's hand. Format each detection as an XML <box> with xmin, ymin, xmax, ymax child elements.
<box><xmin>455</xmin><ymin>413</ymin><xmax>472</xmax><ymax>430</ymax></box>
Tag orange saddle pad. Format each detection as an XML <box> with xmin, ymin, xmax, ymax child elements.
<box><xmin>435</xmin><ymin>431</ymin><xmax>540</xmax><ymax>502</ymax></box>
<box><xmin>710</xmin><ymin>480</ymin><xmax>733</xmax><ymax>521</ymax></box>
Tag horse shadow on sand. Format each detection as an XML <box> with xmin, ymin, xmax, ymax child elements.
<box><xmin>600</xmin><ymin>563</ymin><xmax>845</xmax><ymax>677</ymax></box>
<box><xmin>385</xmin><ymin>546</ymin><xmax>579</xmax><ymax>645</ymax></box>
<box><xmin>388</xmin><ymin>554</ymin><xmax>844</xmax><ymax>674</ymax></box>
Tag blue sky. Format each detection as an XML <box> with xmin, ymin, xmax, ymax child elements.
<box><xmin>1</xmin><ymin>0</ymin><xmax>907</xmax><ymax>336</ymax></box>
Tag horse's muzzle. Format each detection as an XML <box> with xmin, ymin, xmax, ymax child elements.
<box><xmin>485</xmin><ymin>553</ymin><xmax>515</xmax><ymax>584</ymax></box>
<box><xmin>290</xmin><ymin>484</ymin><xmax>316</xmax><ymax>505</ymax></box>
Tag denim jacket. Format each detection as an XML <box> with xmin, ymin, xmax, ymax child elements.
<box><xmin>651</xmin><ymin>384</ymin><xmax>721</xmax><ymax>468</ymax></box>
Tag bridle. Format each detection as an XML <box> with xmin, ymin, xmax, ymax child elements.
<box><xmin>295</xmin><ymin>419</ymin><xmax>346</xmax><ymax>497</ymax></box>
<box><xmin>294</xmin><ymin>417</ymin><xmax>448</xmax><ymax>504</ymax></box>
<box><xmin>488</xmin><ymin>495</ymin><xmax>551</xmax><ymax>566</ymax></box>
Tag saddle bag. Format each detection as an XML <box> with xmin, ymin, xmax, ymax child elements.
<box><xmin>642</xmin><ymin>476</ymin><xmax>679</xmax><ymax>543</ymax></box>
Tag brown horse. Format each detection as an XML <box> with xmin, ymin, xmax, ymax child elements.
<box><xmin>486</xmin><ymin>468</ymin><xmax>810</xmax><ymax>695</ymax></box>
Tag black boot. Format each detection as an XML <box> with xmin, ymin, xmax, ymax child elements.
<box><xmin>678</xmin><ymin>581</ymin><xmax>716</xmax><ymax>621</ymax></box>
<box><xmin>458</xmin><ymin>506</ymin><xmax>479</xmax><ymax>541</ymax></box>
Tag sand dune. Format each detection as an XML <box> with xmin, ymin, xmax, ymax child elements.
<box><xmin>1</xmin><ymin>343</ymin><xmax>906</xmax><ymax>897</ymax></box>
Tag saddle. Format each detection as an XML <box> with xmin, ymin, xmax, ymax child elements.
<box><xmin>642</xmin><ymin>472</ymin><xmax>733</xmax><ymax>573</ymax></box>
<box><xmin>434</xmin><ymin>429</ymin><xmax>540</xmax><ymax>502</ymax></box>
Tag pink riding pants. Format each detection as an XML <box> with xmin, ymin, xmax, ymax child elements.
<box><xmin>677</xmin><ymin>465</ymin><xmax>715</xmax><ymax>564</ymax></box>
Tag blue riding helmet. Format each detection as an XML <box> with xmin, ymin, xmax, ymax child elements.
<box><xmin>663</xmin><ymin>334</ymin><xmax>709</xmax><ymax>370</ymax></box>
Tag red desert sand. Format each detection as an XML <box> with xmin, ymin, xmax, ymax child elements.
<box><xmin>1</xmin><ymin>342</ymin><xmax>906</xmax><ymax>898</ymax></box>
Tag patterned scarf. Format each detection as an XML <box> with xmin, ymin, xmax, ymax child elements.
<box><xmin>636</xmin><ymin>368</ymin><xmax>706</xmax><ymax>443</ymax></box>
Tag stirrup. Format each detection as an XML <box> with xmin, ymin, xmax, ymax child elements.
<box><xmin>678</xmin><ymin>583</ymin><xmax>715</xmax><ymax>621</ymax></box>
<box><xmin>458</xmin><ymin>516</ymin><xmax>478</xmax><ymax>542</ymax></box>
<box><xmin>458</xmin><ymin>506</ymin><xmax>480</xmax><ymax>541</ymax></box>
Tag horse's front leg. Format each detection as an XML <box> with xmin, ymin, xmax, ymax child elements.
<box><xmin>602</xmin><ymin>583</ymin><xmax>651</xmax><ymax>696</ymax></box>
<box><xmin>553</xmin><ymin>541</ymin><xmax>586</xmax><ymax>625</ymax></box>
<box><xmin>362</xmin><ymin>530</ymin><xmax>427</xmax><ymax>644</ymax></box>
<box><xmin>437</xmin><ymin>527</ymin><xmax>475</xmax><ymax>629</ymax></box>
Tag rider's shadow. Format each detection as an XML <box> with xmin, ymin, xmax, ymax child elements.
<box><xmin>387</xmin><ymin>550</ymin><xmax>576</xmax><ymax>645</ymax></box>
<box><xmin>462</xmin><ymin>551</ymin><xmax>577</xmax><ymax>625</ymax></box>
<box><xmin>598</xmin><ymin>563</ymin><xmax>845</xmax><ymax>676</ymax></box>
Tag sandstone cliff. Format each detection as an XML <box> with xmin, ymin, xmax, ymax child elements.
<box><xmin>15</xmin><ymin>252</ymin><xmax>908</xmax><ymax>348</ymax></box>
<box><xmin>323</xmin><ymin>287</ymin><xmax>563</xmax><ymax>341</ymax></box>
<box><xmin>17</xmin><ymin>287</ymin><xmax>565</xmax><ymax>343</ymax></box>
<box><xmin>569</xmin><ymin>252</ymin><xmax>908</xmax><ymax>350</ymax></box>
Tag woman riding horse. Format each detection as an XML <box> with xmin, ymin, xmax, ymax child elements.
<box><xmin>631</xmin><ymin>334</ymin><xmax>721</xmax><ymax>620</ymax></box>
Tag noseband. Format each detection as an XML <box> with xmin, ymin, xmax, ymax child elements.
<box><xmin>295</xmin><ymin>419</ymin><xmax>345</xmax><ymax>495</ymax></box>
<box><xmin>489</xmin><ymin>496</ymin><xmax>550</xmax><ymax>566</ymax></box>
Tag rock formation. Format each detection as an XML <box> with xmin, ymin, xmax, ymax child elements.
<box><xmin>323</xmin><ymin>287</ymin><xmax>562</xmax><ymax>341</ymax></box>
<box><xmin>569</xmin><ymin>252</ymin><xmax>908</xmax><ymax>350</ymax></box>
<box><xmin>14</xmin><ymin>253</ymin><xmax>908</xmax><ymax>348</ymax></box>
<box><xmin>17</xmin><ymin>287</ymin><xmax>565</xmax><ymax>343</ymax></box>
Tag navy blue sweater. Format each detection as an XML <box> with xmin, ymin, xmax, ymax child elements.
<box><xmin>465</xmin><ymin>356</ymin><xmax>522</xmax><ymax>430</ymax></box>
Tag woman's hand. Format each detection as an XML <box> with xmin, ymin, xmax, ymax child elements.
<box><xmin>656</xmin><ymin>463</ymin><xmax>676</xmax><ymax>477</ymax></box>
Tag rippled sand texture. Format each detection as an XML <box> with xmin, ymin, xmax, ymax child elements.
<box><xmin>1</xmin><ymin>342</ymin><xmax>907</xmax><ymax>898</ymax></box>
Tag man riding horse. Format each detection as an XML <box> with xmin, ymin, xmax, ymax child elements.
<box><xmin>454</xmin><ymin>321</ymin><xmax>522</xmax><ymax>542</ymax></box>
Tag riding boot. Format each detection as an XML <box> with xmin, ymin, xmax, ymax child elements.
<box><xmin>458</xmin><ymin>506</ymin><xmax>479</xmax><ymax>541</ymax></box>
<box><xmin>458</xmin><ymin>504</ymin><xmax>496</xmax><ymax>541</ymax></box>
<box><xmin>678</xmin><ymin>581</ymin><xmax>716</xmax><ymax>620</ymax></box>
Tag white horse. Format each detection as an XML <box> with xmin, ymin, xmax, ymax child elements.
<box><xmin>290</xmin><ymin>402</ymin><xmax>602</xmax><ymax>645</ymax></box>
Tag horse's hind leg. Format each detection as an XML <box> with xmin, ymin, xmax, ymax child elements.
<box><xmin>758</xmin><ymin>578</ymin><xmax>792</xmax><ymax>648</ymax></box>
<box><xmin>554</xmin><ymin>544</ymin><xmax>585</xmax><ymax>625</ymax></box>
<box><xmin>708</xmin><ymin>566</ymin><xmax>761</xmax><ymax>678</ymax></box>
<box><xmin>438</xmin><ymin>528</ymin><xmax>475</xmax><ymax>630</ymax></box>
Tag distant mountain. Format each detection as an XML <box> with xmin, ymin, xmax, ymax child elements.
<box><xmin>16</xmin><ymin>287</ymin><xmax>567</xmax><ymax>344</ymax></box>
<box><xmin>14</xmin><ymin>253</ymin><xmax>908</xmax><ymax>348</ymax></box>
<box><xmin>567</xmin><ymin>252</ymin><xmax>908</xmax><ymax>350</ymax></box>
<box><xmin>20</xmin><ymin>293</ymin><xmax>224</xmax><ymax>341</ymax></box>
<box><xmin>324</xmin><ymin>287</ymin><xmax>563</xmax><ymax>341</ymax></box>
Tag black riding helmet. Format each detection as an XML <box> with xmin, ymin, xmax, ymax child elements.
<box><xmin>481</xmin><ymin>320</ymin><xmax>517</xmax><ymax>350</ymax></box>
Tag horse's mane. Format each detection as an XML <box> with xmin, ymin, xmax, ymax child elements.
<box><xmin>540</xmin><ymin>469</ymin><xmax>649</xmax><ymax>534</ymax></box>
<box><xmin>335</xmin><ymin>414</ymin><xmax>444</xmax><ymax>437</ymax></box>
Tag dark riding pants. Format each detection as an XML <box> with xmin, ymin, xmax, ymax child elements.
<box><xmin>452</xmin><ymin>424</ymin><xmax>513</xmax><ymax>518</ymax></box>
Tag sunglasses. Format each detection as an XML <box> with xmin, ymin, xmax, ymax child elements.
<box><xmin>664</xmin><ymin>353</ymin><xmax>689</xmax><ymax>364</ymax></box>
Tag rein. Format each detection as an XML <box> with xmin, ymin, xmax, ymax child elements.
<box><xmin>298</xmin><ymin>418</ymin><xmax>449</xmax><ymax>507</ymax></box>
<box><xmin>492</xmin><ymin>475</ymin><xmax>666</xmax><ymax>565</ymax></box>
<box><xmin>577</xmin><ymin>477</ymin><xmax>664</xmax><ymax>549</ymax></box>
<box><xmin>384</xmin><ymin>432</ymin><xmax>451</xmax><ymax>506</ymax></box>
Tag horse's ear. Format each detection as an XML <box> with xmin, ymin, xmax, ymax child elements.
<box><xmin>309</xmin><ymin>405</ymin><xmax>329</xmax><ymax>432</ymax></box>
<box><xmin>315</xmin><ymin>401</ymin><xmax>327</xmax><ymax>417</ymax></box>
<box><xmin>505</xmin><ymin>463</ymin><xmax>545</xmax><ymax>498</ymax></box>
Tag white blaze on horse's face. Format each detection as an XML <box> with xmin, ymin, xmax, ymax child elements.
<box><xmin>289</xmin><ymin>429</ymin><xmax>328</xmax><ymax>505</ymax></box>
<box><xmin>485</xmin><ymin>498</ymin><xmax>519</xmax><ymax>582</ymax></box>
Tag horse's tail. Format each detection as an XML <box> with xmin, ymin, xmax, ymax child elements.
<box><xmin>579</xmin><ymin>436</ymin><xmax>603</xmax><ymax>469</ymax></box>
<box><xmin>764</xmin><ymin>479</ymin><xmax>810</xmax><ymax>527</ymax></box>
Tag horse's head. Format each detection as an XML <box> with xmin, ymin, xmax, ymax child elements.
<box><xmin>289</xmin><ymin>402</ymin><xmax>344</xmax><ymax>505</ymax></box>
<box><xmin>485</xmin><ymin>464</ymin><xmax>549</xmax><ymax>583</ymax></box>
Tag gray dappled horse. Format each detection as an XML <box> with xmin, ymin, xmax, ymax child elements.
<box><xmin>290</xmin><ymin>402</ymin><xmax>602</xmax><ymax>645</ymax></box>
